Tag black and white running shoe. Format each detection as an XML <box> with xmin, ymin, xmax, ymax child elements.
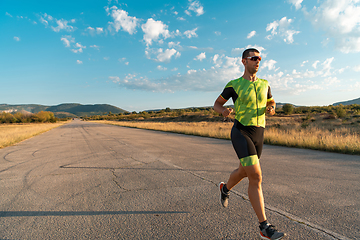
<box><xmin>259</xmin><ymin>224</ymin><xmax>286</xmax><ymax>240</ymax></box>
<box><xmin>219</xmin><ymin>182</ymin><xmax>229</xmax><ymax>208</ymax></box>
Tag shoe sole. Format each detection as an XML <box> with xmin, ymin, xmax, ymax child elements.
<box><xmin>259</xmin><ymin>232</ymin><xmax>285</xmax><ymax>240</ymax></box>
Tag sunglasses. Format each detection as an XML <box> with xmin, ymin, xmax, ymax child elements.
<box><xmin>245</xmin><ymin>56</ymin><xmax>262</xmax><ymax>61</ymax></box>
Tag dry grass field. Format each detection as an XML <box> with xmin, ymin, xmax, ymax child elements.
<box><xmin>265</xmin><ymin>114</ymin><xmax>360</xmax><ymax>154</ymax></box>
<box><xmin>0</xmin><ymin>122</ymin><xmax>68</xmax><ymax>149</ymax></box>
<box><xmin>94</xmin><ymin>113</ymin><xmax>360</xmax><ymax>155</ymax></box>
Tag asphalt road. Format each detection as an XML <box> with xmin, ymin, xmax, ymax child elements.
<box><xmin>0</xmin><ymin>119</ymin><xmax>359</xmax><ymax>239</ymax></box>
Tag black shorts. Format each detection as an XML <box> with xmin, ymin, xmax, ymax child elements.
<box><xmin>231</xmin><ymin>120</ymin><xmax>264</xmax><ymax>166</ymax></box>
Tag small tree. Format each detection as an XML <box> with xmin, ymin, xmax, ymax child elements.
<box><xmin>282</xmin><ymin>104</ymin><xmax>294</xmax><ymax>115</ymax></box>
<box><xmin>335</xmin><ymin>106</ymin><xmax>346</xmax><ymax>118</ymax></box>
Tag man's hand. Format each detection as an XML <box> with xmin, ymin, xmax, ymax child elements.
<box><xmin>222</xmin><ymin>108</ymin><xmax>233</xmax><ymax>117</ymax></box>
<box><xmin>266</xmin><ymin>106</ymin><xmax>275</xmax><ymax>115</ymax></box>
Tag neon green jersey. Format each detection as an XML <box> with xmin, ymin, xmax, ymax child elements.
<box><xmin>220</xmin><ymin>77</ymin><xmax>273</xmax><ymax>128</ymax></box>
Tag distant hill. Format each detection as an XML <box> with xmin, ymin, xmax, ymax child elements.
<box><xmin>0</xmin><ymin>103</ymin><xmax>128</xmax><ymax>117</ymax></box>
<box><xmin>333</xmin><ymin>97</ymin><xmax>360</xmax><ymax>106</ymax></box>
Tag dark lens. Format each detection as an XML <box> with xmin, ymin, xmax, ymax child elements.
<box><xmin>251</xmin><ymin>56</ymin><xmax>261</xmax><ymax>61</ymax></box>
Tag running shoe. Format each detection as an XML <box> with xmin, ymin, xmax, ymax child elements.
<box><xmin>259</xmin><ymin>224</ymin><xmax>286</xmax><ymax>240</ymax></box>
<box><xmin>219</xmin><ymin>182</ymin><xmax>229</xmax><ymax>208</ymax></box>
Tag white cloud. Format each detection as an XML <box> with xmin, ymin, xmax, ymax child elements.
<box><xmin>231</xmin><ymin>45</ymin><xmax>266</xmax><ymax>57</ymax></box>
<box><xmin>323</xmin><ymin>76</ymin><xmax>340</xmax><ymax>86</ymax></box>
<box><xmin>301</xmin><ymin>60</ymin><xmax>308</xmax><ymax>67</ymax></box>
<box><xmin>266</xmin><ymin>17</ymin><xmax>300</xmax><ymax>43</ymax></box>
<box><xmin>266</xmin><ymin>21</ymin><xmax>279</xmax><ymax>36</ymax></box>
<box><xmin>6</xmin><ymin>12</ymin><xmax>13</xmax><ymax>17</ymax></box>
<box><xmin>90</xmin><ymin>45</ymin><xmax>100</xmax><ymax>50</ymax></box>
<box><xmin>13</xmin><ymin>36</ymin><xmax>20</xmax><ymax>41</ymax></box>
<box><xmin>61</xmin><ymin>38</ymin><xmax>70</xmax><ymax>47</ymax></box>
<box><xmin>71</xmin><ymin>42</ymin><xmax>86</xmax><ymax>53</ymax></box>
<box><xmin>175</xmin><ymin>29</ymin><xmax>181</xmax><ymax>36</ymax></box>
<box><xmin>321</xmin><ymin>57</ymin><xmax>334</xmax><ymax>77</ymax></box>
<box><xmin>312</xmin><ymin>60</ymin><xmax>320</xmax><ymax>69</ymax></box>
<box><xmin>141</xmin><ymin>18</ymin><xmax>171</xmax><ymax>45</ymax></box>
<box><xmin>213</xmin><ymin>54</ymin><xmax>219</xmax><ymax>63</ymax></box>
<box><xmin>146</xmin><ymin>47</ymin><xmax>181</xmax><ymax>62</ymax></box>
<box><xmin>75</xmin><ymin>43</ymin><xmax>85</xmax><ymax>48</ymax></box>
<box><xmin>110</xmin><ymin>74</ymin><xmax>173</xmax><ymax>92</ymax></box>
<box><xmin>39</xmin><ymin>13</ymin><xmax>51</xmax><ymax>26</ymax></box>
<box><xmin>194</xmin><ymin>52</ymin><xmax>206</xmax><ymax>61</ymax></box>
<box><xmin>109</xmin><ymin>52</ymin><xmax>246</xmax><ymax>92</ymax></box>
<box><xmin>184</xmin><ymin>28</ymin><xmax>198</xmax><ymax>38</ymax></box>
<box><xmin>245</xmin><ymin>45</ymin><xmax>266</xmax><ymax>55</ymax></box>
<box><xmin>106</xmin><ymin>7</ymin><xmax>139</xmax><ymax>35</ymax></box>
<box><xmin>38</xmin><ymin>13</ymin><xmax>75</xmax><ymax>32</ymax></box>
<box><xmin>354</xmin><ymin>65</ymin><xmax>360</xmax><ymax>72</ymax></box>
<box><xmin>186</xmin><ymin>0</ymin><xmax>204</xmax><ymax>16</ymax></box>
<box><xmin>305</xmin><ymin>0</ymin><xmax>360</xmax><ymax>53</ymax></box>
<box><xmin>337</xmin><ymin>67</ymin><xmax>348</xmax><ymax>74</ymax></box>
<box><xmin>87</xmin><ymin>27</ymin><xmax>104</xmax><ymax>35</ymax></box>
<box><xmin>214</xmin><ymin>31</ymin><xmax>221</xmax><ymax>36</ymax></box>
<box><xmin>110</xmin><ymin>64</ymin><xmax>241</xmax><ymax>92</ymax></box>
<box><xmin>177</xmin><ymin>17</ymin><xmax>186</xmax><ymax>21</ymax></box>
<box><xmin>118</xmin><ymin>57</ymin><xmax>129</xmax><ymax>65</ymax></box>
<box><xmin>284</xmin><ymin>29</ymin><xmax>300</xmax><ymax>43</ymax></box>
<box><xmin>44</xmin><ymin>13</ymin><xmax>53</xmax><ymax>21</ymax></box>
<box><xmin>223</xmin><ymin>56</ymin><xmax>242</xmax><ymax>68</ymax></box>
<box><xmin>262</xmin><ymin>56</ymin><xmax>342</xmax><ymax>95</ymax></box>
<box><xmin>231</xmin><ymin>48</ymin><xmax>244</xmax><ymax>55</ymax></box>
<box><xmin>168</xmin><ymin>41</ymin><xmax>182</xmax><ymax>49</ymax></box>
<box><xmin>51</xmin><ymin>19</ymin><xmax>75</xmax><ymax>32</ymax></box>
<box><xmin>261</xmin><ymin>59</ymin><xmax>277</xmax><ymax>71</ymax></box>
<box><xmin>212</xmin><ymin>54</ymin><xmax>224</xmax><ymax>67</ymax></box>
<box><xmin>77</xmin><ymin>60</ymin><xmax>83</xmax><ymax>64</ymax></box>
<box><xmin>61</xmin><ymin>35</ymin><xmax>74</xmax><ymax>47</ymax></box>
<box><xmin>288</xmin><ymin>0</ymin><xmax>303</xmax><ymax>10</ymax></box>
<box><xmin>157</xmin><ymin>65</ymin><xmax>167</xmax><ymax>71</ymax></box>
<box><xmin>157</xmin><ymin>48</ymin><xmax>180</xmax><ymax>62</ymax></box>
<box><xmin>247</xmin><ymin>30</ymin><xmax>256</xmax><ymax>39</ymax></box>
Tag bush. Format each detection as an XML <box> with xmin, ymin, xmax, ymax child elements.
<box><xmin>282</xmin><ymin>104</ymin><xmax>294</xmax><ymax>115</ymax></box>
<box><xmin>335</xmin><ymin>107</ymin><xmax>346</xmax><ymax>118</ymax></box>
<box><xmin>0</xmin><ymin>113</ymin><xmax>17</xmax><ymax>123</ymax></box>
<box><xmin>0</xmin><ymin>111</ymin><xmax>58</xmax><ymax>124</ymax></box>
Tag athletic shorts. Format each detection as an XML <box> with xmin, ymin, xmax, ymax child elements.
<box><xmin>231</xmin><ymin>120</ymin><xmax>264</xmax><ymax>167</ymax></box>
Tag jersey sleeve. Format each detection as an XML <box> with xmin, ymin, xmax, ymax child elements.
<box><xmin>267</xmin><ymin>86</ymin><xmax>273</xmax><ymax>102</ymax></box>
<box><xmin>220</xmin><ymin>81</ymin><xmax>236</xmax><ymax>101</ymax></box>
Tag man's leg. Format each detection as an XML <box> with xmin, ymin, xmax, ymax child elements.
<box><xmin>243</xmin><ymin>163</ymin><xmax>266</xmax><ymax>222</ymax></box>
<box><xmin>219</xmin><ymin>161</ymin><xmax>247</xmax><ymax>208</ymax></box>
<box><xmin>226</xmin><ymin>161</ymin><xmax>247</xmax><ymax>189</ymax></box>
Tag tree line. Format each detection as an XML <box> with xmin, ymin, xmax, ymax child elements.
<box><xmin>83</xmin><ymin>104</ymin><xmax>360</xmax><ymax>121</ymax></box>
<box><xmin>0</xmin><ymin>111</ymin><xmax>59</xmax><ymax>124</ymax></box>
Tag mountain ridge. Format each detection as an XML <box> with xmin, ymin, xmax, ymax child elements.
<box><xmin>0</xmin><ymin>103</ymin><xmax>128</xmax><ymax>117</ymax></box>
<box><xmin>333</xmin><ymin>97</ymin><xmax>360</xmax><ymax>106</ymax></box>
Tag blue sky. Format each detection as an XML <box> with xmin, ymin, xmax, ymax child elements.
<box><xmin>1</xmin><ymin>0</ymin><xmax>360</xmax><ymax>112</ymax></box>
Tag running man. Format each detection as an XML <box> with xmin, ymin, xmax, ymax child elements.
<box><xmin>213</xmin><ymin>48</ymin><xmax>286</xmax><ymax>240</ymax></box>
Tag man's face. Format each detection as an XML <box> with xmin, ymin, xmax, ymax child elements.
<box><xmin>243</xmin><ymin>51</ymin><xmax>261</xmax><ymax>74</ymax></box>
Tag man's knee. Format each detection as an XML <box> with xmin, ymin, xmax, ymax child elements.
<box><xmin>248</xmin><ymin>172</ymin><xmax>262</xmax><ymax>185</ymax></box>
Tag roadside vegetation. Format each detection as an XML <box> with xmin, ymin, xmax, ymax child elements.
<box><xmin>85</xmin><ymin>104</ymin><xmax>360</xmax><ymax>155</ymax></box>
<box><xmin>0</xmin><ymin>111</ymin><xmax>70</xmax><ymax>149</ymax></box>
<box><xmin>0</xmin><ymin>111</ymin><xmax>64</xmax><ymax>124</ymax></box>
<box><xmin>0</xmin><ymin>122</ymin><xmax>68</xmax><ymax>149</ymax></box>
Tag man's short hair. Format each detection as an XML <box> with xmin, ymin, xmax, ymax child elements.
<box><xmin>242</xmin><ymin>48</ymin><xmax>260</xmax><ymax>59</ymax></box>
